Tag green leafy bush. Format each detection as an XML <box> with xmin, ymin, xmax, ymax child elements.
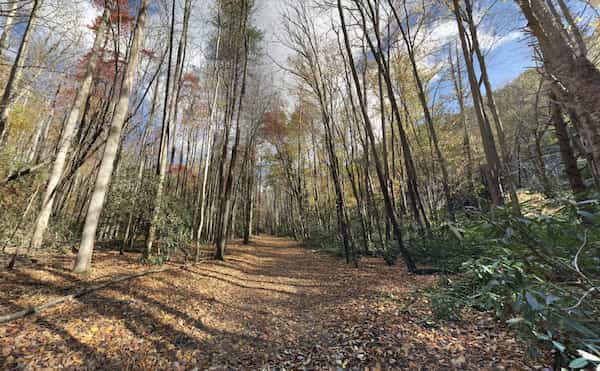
<box><xmin>428</xmin><ymin>202</ymin><xmax>600</xmax><ymax>367</ymax></box>
<box><xmin>140</xmin><ymin>192</ymin><xmax>193</xmax><ymax>263</ymax></box>
<box><xmin>408</xmin><ymin>220</ymin><xmax>485</xmax><ymax>273</ymax></box>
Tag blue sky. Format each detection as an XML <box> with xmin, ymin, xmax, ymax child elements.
<box><xmin>257</xmin><ymin>0</ymin><xmax>538</xmax><ymax>102</ymax></box>
<box><xmin>0</xmin><ymin>0</ymin><xmax>572</xmax><ymax>106</ymax></box>
<box><xmin>0</xmin><ymin>0</ymin><xmax>537</xmax><ymax>94</ymax></box>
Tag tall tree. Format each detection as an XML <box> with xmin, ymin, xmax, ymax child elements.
<box><xmin>29</xmin><ymin>4</ymin><xmax>111</xmax><ymax>251</ymax></box>
<box><xmin>146</xmin><ymin>0</ymin><xmax>193</xmax><ymax>257</ymax></box>
<box><xmin>516</xmin><ymin>0</ymin><xmax>600</xmax><ymax>181</ymax></box>
<box><xmin>282</xmin><ymin>2</ymin><xmax>356</xmax><ymax>264</ymax></box>
<box><xmin>214</xmin><ymin>0</ymin><xmax>253</xmax><ymax>260</ymax></box>
<box><xmin>448</xmin><ymin>44</ymin><xmax>474</xmax><ymax>196</ymax></box>
<box><xmin>388</xmin><ymin>0</ymin><xmax>454</xmax><ymax>220</ymax></box>
<box><xmin>338</xmin><ymin>0</ymin><xmax>417</xmax><ymax>272</ymax></box>
<box><xmin>0</xmin><ymin>0</ymin><xmax>40</xmax><ymax>143</ymax></box>
<box><xmin>74</xmin><ymin>0</ymin><xmax>149</xmax><ymax>272</ymax></box>
<box><xmin>452</xmin><ymin>0</ymin><xmax>504</xmax><ymax>206</ymax></box>
<box><xmin>460</xmin><ymin>0</ymin><xmax>521</xmax><ymax>213</ymax></box>
<box><xmin>549</xmin><ymin>91</ymin><xmax>587</xmax><ymax>200</ymax></box>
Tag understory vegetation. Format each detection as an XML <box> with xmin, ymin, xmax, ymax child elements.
<box><xmin>1</xmin><ymin>0</ymin><xmax>600</xmax><ymax>368</ymax></box>
<box><xmin>427</xmin><ymin>203</ymin><xmax>599</xmax><ymax>368</ymax></box>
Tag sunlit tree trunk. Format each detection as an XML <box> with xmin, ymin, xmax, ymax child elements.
<box><xmin>195</xmin><ymin>13</ymin><xmax>222</xmax><ymax>260</ymax></box>
<box><xmin>242</xmin><ymin>149</ymin><xmax>255</xmax><ymax>244</ymax></box>
<box><xmin>29</xmin><ymin>5</ymin><xmax>110</xmax><ymax>251</ymax></box>
<box><xmin>74</xmin><ymin>0</ymin><xmax>149</xmax><ymax>272</ymax></box>
<box><xmin>0</xmin><ymin>0</ymin><xmax>40</xmax><ymax>144</ymax></box>
<box><xmin>452</xmin><ymin>0</ymin><xmax>503</xmax><ymax>207</ymax></box>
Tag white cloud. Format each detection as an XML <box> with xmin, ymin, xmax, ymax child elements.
<box><xmin>421</xmin><ymin>17</ymin><xmax>523</xmax><ymax>66</ymax></box>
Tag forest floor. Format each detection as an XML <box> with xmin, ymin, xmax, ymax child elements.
<box><xmin>1</xmin><ymin>236</ymin><xmax>543</xmax><ymax>370</ymax></box>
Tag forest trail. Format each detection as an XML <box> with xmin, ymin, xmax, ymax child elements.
<box><xmin>1</xmin><ymin>236</ymin><xmax>535</xmax><ymax>369</ymax></box>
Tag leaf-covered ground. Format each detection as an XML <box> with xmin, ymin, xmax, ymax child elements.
<box><xmin>1</xmin><ymin>236</ymin><xmax>543</xmax><ymax>369</ymax></box>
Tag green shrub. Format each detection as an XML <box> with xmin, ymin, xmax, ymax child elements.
<box><xmin>428</xmin><ymin>201</ymin><xmax>600</xmax><ymax>367</ymax></box>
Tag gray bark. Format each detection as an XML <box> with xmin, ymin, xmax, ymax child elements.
<box><xmin>29</xmin><ymin>5</ymin><xmax>110</xmax><ymax>251</ymax></box>
<box><xmin>0</xmin><ymin>0</ymin><xmax>40</xmax><ymax>143</ymax></box>
<box><xmin>74</xmin><ymin>0</ymin><xmax>149</xmax><ymax>272</ymax></box>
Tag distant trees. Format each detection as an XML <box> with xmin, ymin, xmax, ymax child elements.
<box><xmin>259</xmin><ymin>0</ymin><xmax>600</xmax><ymax>269</ymax></box>
<box><xmin>282</xmin><ymin>1</ymin><xmax>356</xmax><ymax>265</ymax></box>
<box><xmin>0</xmin><ymin>0</ymin><xmax>598</xmax><ymax>274</ymax></box>
<box><xmin>337</xmin><ymin>0</ymin><xmax>417</xmax><ymax>270</ymax></box>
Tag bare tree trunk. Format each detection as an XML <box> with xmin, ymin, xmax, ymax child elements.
<box><xmin>122</xmin><ymin>80</ymin><xmax>158</xmax><ymax>254</ymax></box>
<box><xmin>243</xmin><ymin>148</ymin><xmax>255</xmax><ymax>245</ymax></box>
<box><xmin>448</xmin><ymin>44</ymin><xmax>474</xmax><ymax>197</ymax></box>
<box><xmin>74</xmin><ymin>0</ymin><xmax>149</xmax><ymax>272</ymax></box>
<box><xmin>0</xmin><ymin>0</ymin><xmax>40</xmax><ymax>143</ymax></box>
<box><xmin>453</xmin><ymin>0</ymin><xmax>504</xmax><ymax>206</ymax></box>
<box><xmin>215</xmin><ymin>0</ymin><xmax>250</xmax><ymax>260</ymax></box>
<box><xmin>339</xmin><ymin>0</ymin><xmax>416</xmax><ymax>272</ymax></box>
<box><xmin>146</xmin><ymin>0</ymin><xmax>180</xmax><ymax>258</ymax></box>
<box><xmin>195</xmin><ymin>15</ymin><xmax>222</xmax><ymax>260</ymax></box>
<box><xmin>27</xmin><ymin>114</ymin><xmax>48</xmax><ymax>163</ymax></box>
<box><xmin>29</xmin><ymin>5</ymin><xmax>110</xmax><ymax>251</ymax></box>
<box><xmin>388</xmin><ymin>0</ymin><xmax>454</xmax><ymax>220</ymax></box>
<box><xmin>321</xmin><ymin>102</ymin><xmax>354</xmax><ymax>264</ymax></box>
<box><xmin>167</xmin><ymin>0</ymin><xmax>192</xmax><ymax>191</ymax></box>
<box><xmin>516</xmin><ymin>0</ymin><xmax>600</xmax><ymax>182</ymax></box>
<box><xmin>463</xmin><ymin>0</ymin><xmax>521</xmax><ymax>213</ymax></box>
<box><xmin>356</xmin><ymin>0</ymin><xmax>429</xmax><ymax>231</ymax></box>
<box><xmin>0</xmin><ymin>0</ymin><xmax>19</xmax><ymax>56</ymax></box>
<box><xmin>550</xmin><ymin>91</ymin><xmax>587</xmax><ymax>200</ymax></box>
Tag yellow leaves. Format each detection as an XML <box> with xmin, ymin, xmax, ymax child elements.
<box><xmin>159</xmin><ymin>312</ymin><xmax>174</xmax><ymax>321</ymax></box>
<box><xmin>78</xmin><ymin>325</ymin><xmax>100</xmax><ymax>343</ymax></box>
<box><xmin>8</xmin><ymin>101</ymin><xmax>39</xmax><ymax>134</ymax></box>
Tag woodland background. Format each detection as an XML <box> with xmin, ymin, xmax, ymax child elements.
<box><xmin>0</xmin><ymin>0</ymin><xmax>599</xmax><ymax>368</ymax></box>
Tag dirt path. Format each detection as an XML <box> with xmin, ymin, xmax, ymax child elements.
<box><xmin>1</xmin><ymin>236</ymin><xmax>536</xmax><ymax>369</ymax></box>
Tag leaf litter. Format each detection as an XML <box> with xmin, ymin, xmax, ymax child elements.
<box><xmin>1</xmin><ymin>236</ymin><xmax>542</xmax><ymax>369</ymax></box>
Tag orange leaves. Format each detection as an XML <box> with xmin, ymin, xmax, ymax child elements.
<box><xmin>260</xmin><ymin>109</ymin><xmax>289</xmax><ymax>144</ymax></box>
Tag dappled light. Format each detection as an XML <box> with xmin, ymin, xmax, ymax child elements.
<box><xmin>1</xmin><ymin>236</ymin><xmax>533</xmax><ymax>369</ymax></box>
<box><xmin>1</xmin><ymin>0</ymin><xmax>599</xmax><ymax>369</ymax></box>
